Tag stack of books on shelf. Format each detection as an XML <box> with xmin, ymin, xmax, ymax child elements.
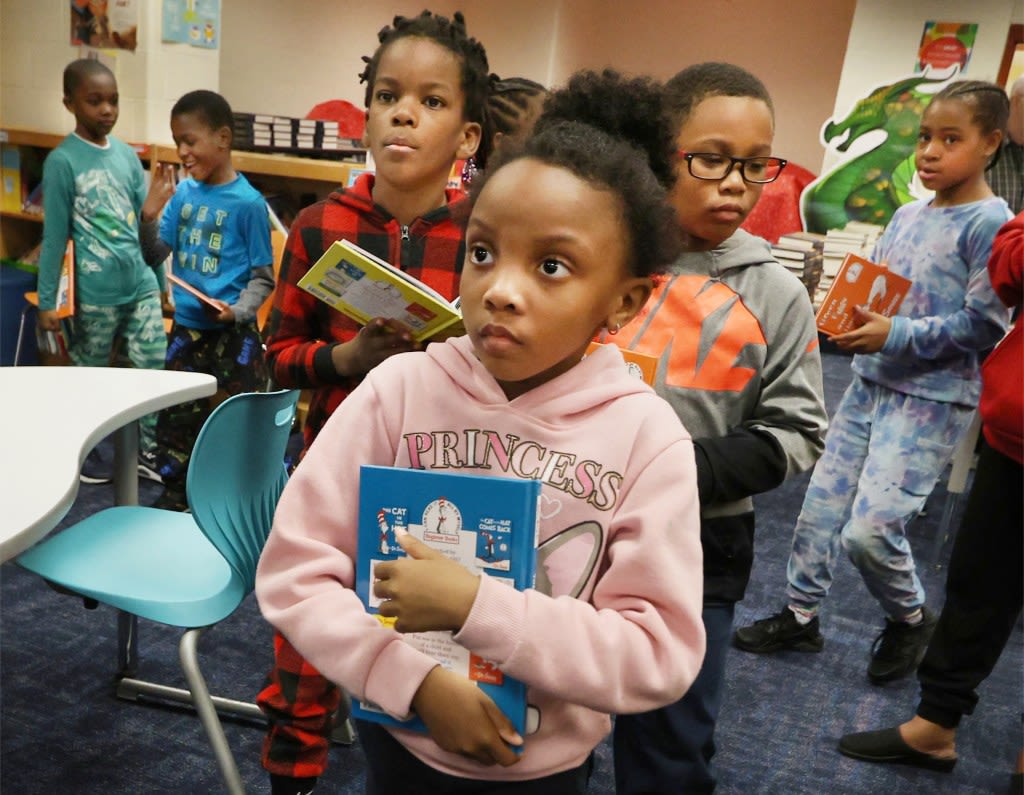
<box><xmin>814</xmin><ymin>221</ymin><xmax>885</xmax><ymax>310</ymax></box>
<box><xmin>772</xmin><ymin>232</ymin><xmax>825</xmax><ymax>301</ymax></box>
<box><xmin>1</xmin><ymin>144</ymin><xmax>44</xmax><ymax>215</ymax></box>
<box><xmin>232</xmin><ymin>112</ymin><xmax>367</xmax><ymax>162</ymax></box>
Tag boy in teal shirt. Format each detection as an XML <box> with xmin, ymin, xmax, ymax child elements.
<box><xmin>38</xmin><ymin>59</ymin><xmax>169</xmax><ymax>469</ymax></box>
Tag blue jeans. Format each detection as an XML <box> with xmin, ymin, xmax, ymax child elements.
<box><xmin>613</xmin><ymin>602</ymin><xmax>735</xmax><ymax>794</ymax></box>
<box><xmin>786</xmin><ymin>376</ymin><xmax>972</xmax><ymax>619</ymax></box>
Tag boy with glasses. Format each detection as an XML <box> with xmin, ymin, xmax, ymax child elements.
<box><xmin>608</xmin><ymin>62</ymin><xmax>828</xmax><ymax>794</ymax></box>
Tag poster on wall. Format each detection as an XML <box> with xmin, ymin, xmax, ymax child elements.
<box><xmin>997</xmin><ymin>24</ymin><xmax>1024</xmax><ymax>90</ymax></box>
<box><xmin>915</xmin><ymin>22</ymin><xmax>978</xmax><ymax>73</ymax></box>
<box><xmin>800</xmin><ymin>67</ymin><xmax>959</xmax><ymax>234</ymax></box>
<box><xmin>71</xmin><ymin>1</ymin><xmax>140</xmax><ymax>52</ymax></box>
<box><xmin>162</xmin><ymin>0</ymin><xmax>221</xmax><ymax>49</ymax></box>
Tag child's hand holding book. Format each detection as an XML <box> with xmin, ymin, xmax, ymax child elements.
<box><xmin>372</xmin><ymin>529</ymin><xmax>481</xmax><ymax>634</ymax></box>
<box><xmin>37</xmin><ymin>309</ymin><xmax>62</xmax><ymax>332</ymax></box>
<box><xmin>828</xmin><ymin>305</ymin><xmax>893</xmax><ymax>354</ymax></box>
<box><xmin>330</xmin><ymin>317</ymin><xmax>420</xmax><ymax>376</ymax></box>
<box><xmin>412</xmin><ymin>665</ymin><xmax>524</xmax><ymax>766</ymax></box>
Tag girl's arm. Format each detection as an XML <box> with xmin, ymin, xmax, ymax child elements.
<box><xmin>255</xmin><ymin>379</ymin><xmax>441</xmax><ymax>722</ymax></box>
<box><xmin>263</xmin><ymin>220</ymin><xmax>364</xmax><ymax>388</ymax></box>
<box><xmin>881</xmin><ymin>210</ymin><xmax>1011</xmax><ymax>360</ymax></box>
<box><xmin>265</xmin><ymin>229</ymin><xmax>419</xmax><ymax>386</ymax></box>
<box><xmin>454</xmin><ymin>413</ymin><xmax>705</xmax><ymax>716</ymax></box>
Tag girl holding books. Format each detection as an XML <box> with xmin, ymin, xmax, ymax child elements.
<box><xmin>255</xmin><ymin>69</ymin><xmax>705</xmax><ymax>793</ymax></box>
<box><xmin>735</xmin><ymin>80</ymin><xmax>1013</xmax><ymax>687</ymax></box>
<box><xmin>255</xmin><ymin>12</ymin><xmax>494</xmax><ymax>794</ymax></box>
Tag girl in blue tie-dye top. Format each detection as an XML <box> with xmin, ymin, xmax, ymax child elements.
<box><xmin>734</xmin><ymin>80</ymin><xmax>1012</xmax><ymax>686</ymax></box>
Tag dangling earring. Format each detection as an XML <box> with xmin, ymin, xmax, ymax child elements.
<box><xmin>608</xmin><ymin>323</ymin><xmax>620</xmax><ymax>336</ymax></box>
<box><xmin>461</xmin><ymin>156</ymin><xmax>478</xmax><ymax>187</ymax></box>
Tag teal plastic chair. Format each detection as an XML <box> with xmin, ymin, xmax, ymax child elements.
<box><xmin>17</xmin><ymin>389</ymin><xmax>300</xmax><ymax>795</ymax></box>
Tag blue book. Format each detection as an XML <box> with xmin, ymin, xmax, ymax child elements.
<box><xmin>354</xmin><ymin>465</ymin><xmax>542</xmax><ymax>739</ymax></box>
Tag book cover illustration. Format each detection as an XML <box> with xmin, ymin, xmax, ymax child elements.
<box><xmin>815</xmin><ymin>253</ymin><xmax>912</xmax><ymax>336</ymax></box>
<box><xmin>297</xmin><ymin>239</ymin><xmax>464</xmax><ymax>342</ymax></box>
<box><xmin>355</xmin><ymin>465</ymin><xmax>542</xmax><ymax>738</ymax></box>
<box><xmin>586</xmin><ymin>341</ymin><xmax>658</xmax><ymax>386</ymax></box>
<box><xmin>54</xmin><ymin>240</ymin><xmax>75</xmax><ymax>319</ymax></box>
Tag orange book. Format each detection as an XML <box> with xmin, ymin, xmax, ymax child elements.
<box><xmin>815</xmin><ymin>253</ymin><xmax>912</xmax><ymax>336</ymax></box>
<box><xmin>167</xmin><ymin>272</ymin><xmax>224</xmax><ymax>312</ymax></box>
<box><xmin>586</xmin><ymin>341</ymin><xmax>659</xmax><ymax>386</ymax></box>
<box><xmin>53</xmin><ymin>240</ymin><xmax>75</xmax><ymax>319</ymax></box>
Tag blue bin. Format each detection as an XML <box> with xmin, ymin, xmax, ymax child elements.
<box><xmin>0</xmin><ymin>265</ymin><xmax>39</xmax><ymax>365</ymax></box>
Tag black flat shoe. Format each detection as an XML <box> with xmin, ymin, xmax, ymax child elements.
<box><xmin>838</xmin><ymin>727</ymin><xmax>957</xmax><ymax>773</ymax></box>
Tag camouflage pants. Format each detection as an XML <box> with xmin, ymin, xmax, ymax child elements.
<box><xmin>786</xmin><ymin>374</ymin><xmax>973</xmax><ymax>621</ymax></box>
<box><xmin>70</xmin><ymin>295</ymin><xmax>167</xmax><ymax>452</ymax></box>
<box><xmin>155</xmin><ymin>322</ymin><xmax>268</xmax><ymax>492</ymax></box>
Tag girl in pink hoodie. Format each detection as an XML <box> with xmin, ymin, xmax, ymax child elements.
<box><xmin>255</xmin><ymin>69</ymin><xmax>705</xmax><ymax>793</ymax></box>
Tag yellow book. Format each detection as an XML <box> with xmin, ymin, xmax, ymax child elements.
<box><xmin>297</xmin><ymin>239</ymin><xmax>464</xmax><ymax>342</ymax></box>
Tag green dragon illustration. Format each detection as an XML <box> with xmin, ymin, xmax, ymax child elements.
<box><xmin>801</xmin><ymin>72</ymin><xmax>953</xmax><ymax>233</ymax></box>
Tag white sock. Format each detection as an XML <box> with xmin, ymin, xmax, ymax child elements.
<box><xmin>788</xmin><ymin>605</ymin><xmax>816</xmax><ymax>625</ymax></box>
<box><xmin>902</xmin><ymin>608</ymin><xmax>924</xmax><ymax>626</ymax></box>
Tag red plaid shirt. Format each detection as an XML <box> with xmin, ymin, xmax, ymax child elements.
<box><xmin>265</xmin><ymin>174</ymin><xmax>469</xmax><ymax>447</ymax></box>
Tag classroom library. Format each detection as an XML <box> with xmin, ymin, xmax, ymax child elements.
<box><xmin>1</xmin><ymin>2</ymin><xmax>1021</xmax><ymax>794</ymax></box>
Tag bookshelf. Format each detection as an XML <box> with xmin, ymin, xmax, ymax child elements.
<box><xmin>1</xmin><ymin>127</ymin><xmax>362</xmax><ymax>261</ymax></box>
<box><xmin>0</xmin><ymin>129</ymin><xmax>63</xmax><ymax>260</ymax></box>
<box><xmin>149</xmin><ymin>143</ymin><xmax>361</xmax><ymax>215</ymax></box>
<box><xmin>149</xmin><ymin>143</ymin><xmax>360</xmax><ymax>184</ymax></box>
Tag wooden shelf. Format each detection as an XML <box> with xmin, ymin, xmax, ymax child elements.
<box><xmin>1</xmin><ymin>129</ymin><xmax>355</xmax><ymax>185</ymax></box>
<box><xmin>0</xmin><ymin>128</ymin><xmax>65</xmax><ymax>149</ymax></box>
<box><xmin>150</xmin><ymin>143</ymin><xmax>360</xmax><ymax>184</ymax></box>
<box><xmin>1</xmin><ymin>209</ymin><xmax>43</xmax><ymax>223</ymax></box>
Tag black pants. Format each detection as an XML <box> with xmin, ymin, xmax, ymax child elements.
<box><xmin>916</xmin><ymin>439</ymin><xmax>1023</xmax><ymax>728</ymax></box>
<box><xmin>357</xmin><ymin>720</ymin><xmax>593</xmax><ymax>795</ymax></box>
<box><xmin>155</xmin><ymin>322</ymin><xmax>267</xmax><ymax>491</ymax></box>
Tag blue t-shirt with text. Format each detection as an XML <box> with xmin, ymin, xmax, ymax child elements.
<box><xmin>160</xmin><ymin>173</ymin><xmax>272</xmax><ymax>329</ymax></box>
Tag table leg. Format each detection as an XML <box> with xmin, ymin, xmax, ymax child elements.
<box><xmin>113</xmin><ymin>421</ymin><xmax>138</xmax><ymax>507</ymax></box>
<box><xmin>113</xmin><ymin>421</ymin><xmax>140</xmax><ymax>678</ymax></box>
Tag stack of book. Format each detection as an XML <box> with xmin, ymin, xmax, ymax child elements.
<box><xmin>772</xmin><ymin>232</ymin><xmax>825</xmax><ymax>301</ymax></box>
<box><xmin>231</xmin><ymin>112</ymin><xmax>367</xmax><ymax>162</ymax></box>
<box><xmin>814</xmin><ymin>221</ymin><xmax>885</xmax><ymax>310</ymax></box>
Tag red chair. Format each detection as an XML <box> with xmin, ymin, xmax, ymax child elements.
<box><xmin>741</xmin><ymin>161</ymin><xmax>817</xmax><ymax>244</ymax></box>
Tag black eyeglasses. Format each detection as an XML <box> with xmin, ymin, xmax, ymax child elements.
<box><xmin>678</xmin><ymin>151</ymin><xmax>788</xmax><ymax>184</ymax></box>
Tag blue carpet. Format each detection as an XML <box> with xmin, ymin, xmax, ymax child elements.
<box><xmin>2</xmin><ymin>350</ymin><xmax>1020</xmax><ymax>793</ymax></box>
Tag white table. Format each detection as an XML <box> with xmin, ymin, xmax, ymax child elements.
<box><xmin>0</xmin><ymin>366</ymin><xmax>217</xmax><ymax>562</ymax></box>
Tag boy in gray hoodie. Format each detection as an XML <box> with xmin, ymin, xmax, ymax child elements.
<box><xmin>610</xmin><ymin>62</ymin><xmax>828</xmax><ymax>794</ymax></box>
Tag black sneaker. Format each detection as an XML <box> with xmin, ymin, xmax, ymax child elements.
<box><xmin>269</xmin><ymin>774</ymin><xmax>317</xmax><ymax>795</ymax></box>
<box><xmin>733</xmin><ymin>608</ymin><xmax>825</xmax><ymax>654</ymax></box>
<box><xmin>152</xmin><ymin>486</ymin><xmax>189</xmax><ymax>512</ymax></box>
<box><xmin>867</xmin><ymin>608</ymin><xmax>937</xmax><ymax>684</ymax></box>
<box><xmin>138</xmin><ymin>450</ymin><xmax>164</xmax><ymax>483</ymax></box>
<box><xmin>80</xmin><ymin>447</ymin><xmax>113</xmax><ymax>485</ymax></box>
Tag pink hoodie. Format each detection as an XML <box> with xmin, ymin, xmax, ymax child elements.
<box><xmin>255</xmin><ymin>335</ymin><xmax>705</xmax><ymax>781</ymax></box>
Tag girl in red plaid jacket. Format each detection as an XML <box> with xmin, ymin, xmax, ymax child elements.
<box><xmin>258</xmin><ymin>11</ymin><xmax>495</xmax><ymax>795</ymax></box>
